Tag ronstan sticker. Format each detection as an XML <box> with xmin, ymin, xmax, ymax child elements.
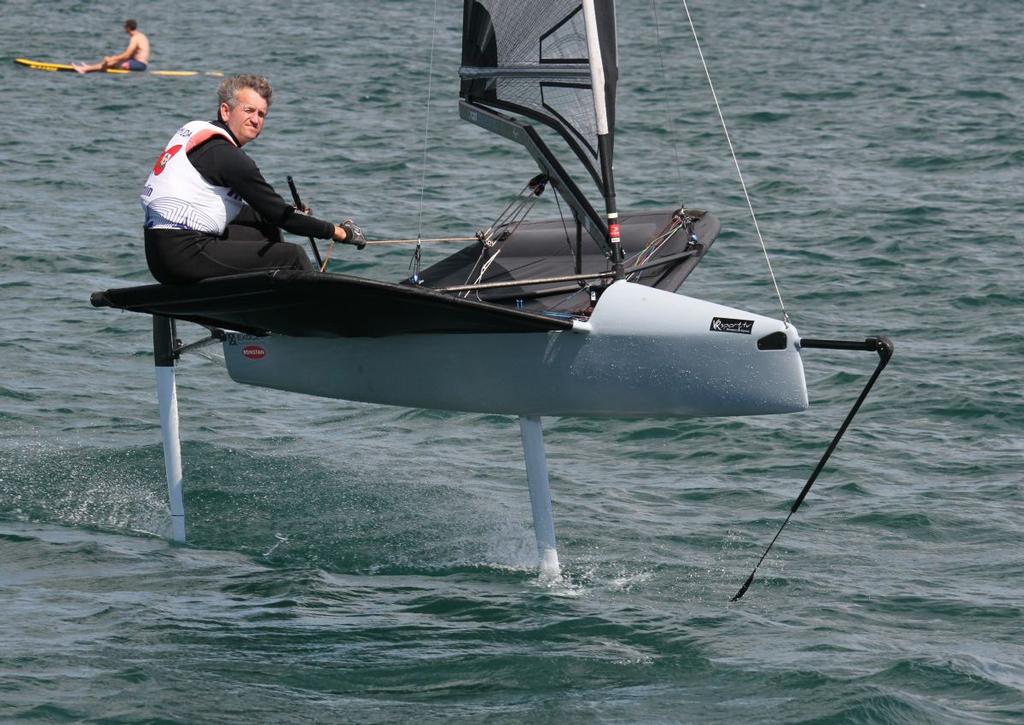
<box><xmin>242</xmin><ymin>345</ymin><xmax>266</xmax><ymax>360</ymax></box>
<box><xmin>710</xmin><ymin>317</ymin><xmax>754</xmax><ymax>334</ymax></box>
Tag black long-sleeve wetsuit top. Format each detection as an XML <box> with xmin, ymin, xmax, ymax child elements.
<box><xmin>184</xmin><ymin>119</ymin><xmax>335</xmax><ymax>239</ymax></box>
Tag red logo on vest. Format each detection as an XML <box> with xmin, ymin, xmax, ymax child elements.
<box><xmin>152</xmin><ymin>144</ymin><xmax>182</xmax><ymax>175</ymax></box>
<box><xmin>242</xmin><ymin>345</ymin><xmax>266</xmax><ymax>360</ymax></box>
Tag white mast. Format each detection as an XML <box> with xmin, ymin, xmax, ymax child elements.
<box><xmin>582</xmin><ymin>0</ymin><xmax>610</xmax><ymax>137</ymax></box>
<box><xmin>581</xmin><ymin>0</ymin><xmax>624</xmax><ymax>277</ymax></box>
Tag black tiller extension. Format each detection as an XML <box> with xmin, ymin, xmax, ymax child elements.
<box><xmin>286</xmin><ymin>175</ymin><xmax>323</xmax><ymax>269</ymax></box>
<box><xmin>731</xmin><ymin>336</ymin><xmax>895</xmax><ymax>602</ymax></box>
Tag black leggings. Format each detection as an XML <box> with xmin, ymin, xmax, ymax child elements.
<box><xmin>145</xmin><ymin>223</ymin><xmax>313</xmax><ymax>285</ymax></box>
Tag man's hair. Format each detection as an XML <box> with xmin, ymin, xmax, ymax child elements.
<box><xmin>124</xmin><ymin>19</ymin><xmax>137</xmax><ymax>31</ymax></box>
<box><xmin>217</xmin><ymin>74</ymin><xmax>273</xmax><ymax>110</ymax></box>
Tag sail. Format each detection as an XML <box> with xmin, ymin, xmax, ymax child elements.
<box><xmin>461</xmin><ymin>0</ymin><xmax>618</xmax><ymax>191</ymax></box>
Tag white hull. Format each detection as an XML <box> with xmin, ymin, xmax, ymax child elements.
<box><xmin>221</xmin><ymin>281</ymin><xmax>808</xmax><ymax>418</ymax></box>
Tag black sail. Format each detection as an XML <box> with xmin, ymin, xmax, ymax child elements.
<box><xmin>461</xmin><ymin>0</ymin><xmax>618</xmax><ymax>194</ymax></box>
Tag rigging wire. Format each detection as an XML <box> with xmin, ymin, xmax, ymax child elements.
<box><xmin>626</xmin><ymin>214</ymin><xmax>685</xmax><ymax>280</ymax></box>
<box><xmin>551</xmin><ymin>188</ymin><xmax>579</xmax><ymax>265</ymax></box>
<box><xmin>461</xmin><ymin>176</ymin><xmax>547</xmax><ymax>296</ymax></box>
<box><xmin>650</xmin><ymin>0</ymin><xmax>686</xmax><ymax>209</ymax></box>
<box><xmin>412</xmin><ymin>0</ymin><xmax>442</xmax><ymax>282</ymax></box>
<box><xmin>680</xmin><ymin>0</ymin><xmax>790</xmax><ymax>325</ymax></box>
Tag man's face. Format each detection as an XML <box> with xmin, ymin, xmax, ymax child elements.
<box><xmin>220</xmin><ymin>88</ymin><xmax>268</xmax><ymax>147</ymax></box>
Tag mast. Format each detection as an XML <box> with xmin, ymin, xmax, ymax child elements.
<box><xmin>459</xmin><ymin>0</ymin><xmax>622</xmax><ymax>266</ymax></box>
<box><xmin>581</xmin><ymin>0</ymin><xmax>624</xmax><ymax>278</ymax></box>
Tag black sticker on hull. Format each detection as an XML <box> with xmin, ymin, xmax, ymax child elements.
<box><xmin>710</xmin><ymin>317</ymin><xmax>754</xmax><ymax>334</ymax></box>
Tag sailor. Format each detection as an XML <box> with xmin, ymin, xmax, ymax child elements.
<box><xmin>74</xmin><ymin>19</ymin><xmax>150</xmax><ymax>74</ymax></box>
<box><xmin>140</xmin><ymin>74</ymin><xmax>364</xmax><ymax>284</ymax></box>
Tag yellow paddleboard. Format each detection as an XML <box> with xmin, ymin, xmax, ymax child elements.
<box><xmin>14</xmin><ymin>58</ymin><xmax>223</xmax><ymax>77</ymax></box>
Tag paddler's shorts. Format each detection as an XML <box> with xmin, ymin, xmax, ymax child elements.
<box><xmin>120</xmin><ymin>58</ymin><xmax>147</xmax><ymax>71</ymax></box>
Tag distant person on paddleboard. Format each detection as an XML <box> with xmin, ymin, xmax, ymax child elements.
<box><xmin>140</xmin><ymin>74</ymin><xmax>365</xmax><ymax>284</ymax></box>
<box><xmin>74</xmin><ymin>19</ymin><xmax>150</xmax><ymax>73</ymax></box>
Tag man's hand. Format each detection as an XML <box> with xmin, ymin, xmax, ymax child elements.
<box><xmin>339</xmin><ymin>219</ymin><xmax>366</xmax><ymax>250</ymax></box>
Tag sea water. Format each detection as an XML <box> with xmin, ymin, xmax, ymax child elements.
<box><xmin>1</xmin><ymin>0</ymin><xmax>1021</xmax><ymax>722</ymax></box>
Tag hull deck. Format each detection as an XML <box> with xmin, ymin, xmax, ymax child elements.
<box><xmin>90</xmin><ymin>208</ymin><xmax>716</xmax><ymax>338</ymax></box>
<box><xmin>91</xmin><ymin>270</ymin><xmax>574</xmax><ymax>337</ymax></box>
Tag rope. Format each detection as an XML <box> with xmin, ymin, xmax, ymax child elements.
<box><xmin>681</xmin><ymin>0</ymin><xmax>790</xmax><ymax>325</ymax></box>
<box><xmin>361</xmin><ymin>236</ymin><xmax>477</xmax><ymax>246</ymax></box>
<box><xmin>318</xmin><ymin>241</ymin><xmax>335</xmax><ymax>272</ymax></box>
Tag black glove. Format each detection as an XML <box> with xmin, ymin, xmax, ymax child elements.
<box><xmin>340</xmin><ymin>219</ymin><xmax>366</xmax><ymax>250</ymax></box>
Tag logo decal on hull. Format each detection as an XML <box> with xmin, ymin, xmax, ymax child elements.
<box><xmin>242</xmin><ymin>345</ymin><xmax>266</xmax><ymax>360</ymax></box>
<box><xmin>710</xmin><ymin>317</ymin><xmax>754</xmax><ymax>334</ymax></box>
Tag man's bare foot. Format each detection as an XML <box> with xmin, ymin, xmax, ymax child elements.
<box><xmin>72</xmin><ymin>62</ymin><xmax>88</xmax><ymax>74</ymax></box>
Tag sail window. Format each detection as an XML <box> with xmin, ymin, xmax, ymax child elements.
<box><xmin>461</xmin><ymin>0</ymin><xmax>618</xmax><ymax>186</ymax></box>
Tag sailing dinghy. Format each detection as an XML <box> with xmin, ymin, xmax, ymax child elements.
<box><xmin>91</xmin><ymin>0</ymin><xmax>891</xmax><ymax>594</ymax></box>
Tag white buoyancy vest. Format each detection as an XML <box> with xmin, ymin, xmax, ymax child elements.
<box><xmin>140</xmin><ymin>121</ymin><xmax>245</xmax><ymax>234</ymax></box>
